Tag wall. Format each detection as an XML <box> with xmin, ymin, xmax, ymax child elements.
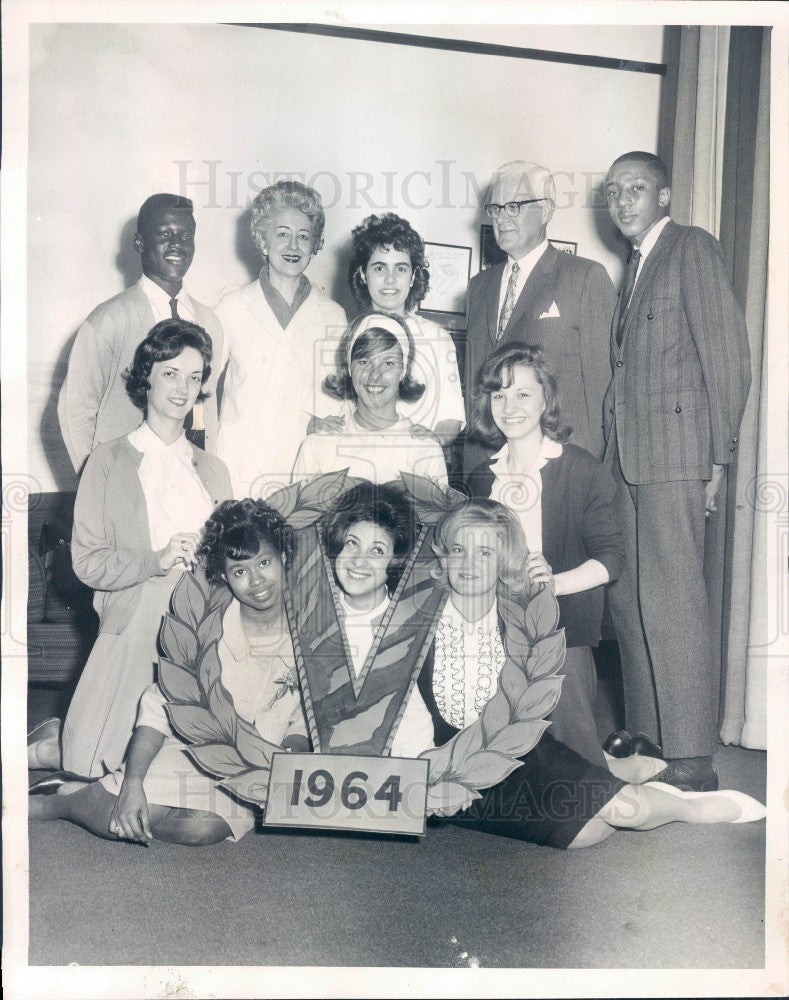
<box><xmin>27</xmin><ymin>22</ymin><xmax>665</xmax><ymax>491</ymax></box>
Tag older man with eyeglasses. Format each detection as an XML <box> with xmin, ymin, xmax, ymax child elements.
<box><xmin>463</xmin><ymin>160</ymin><xmax>616</xmax><ymax>477</ymax></box>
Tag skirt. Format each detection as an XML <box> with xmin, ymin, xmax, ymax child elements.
<box><xmin>62</xmin><ymin>569</ymin><xmax>182</xmax><ymax>778</ymax></box>
<box><xmin>100</xmin><ymin>738</ymin><xmax>257</xmax><ymax>842</ymax></box>
<box><xmin>443</xmin><ymin>731</ymin><xmax>625</xmax><ymax>849</ymax></box>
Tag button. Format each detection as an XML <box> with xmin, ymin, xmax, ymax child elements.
<box><xmin>616</xmin><ymin>360</ymin><xmax>623</xmax><ymax>367</ymax></box>
<box><xmin>733</xmin><ymin>437</ymin><xmax>739</xmax><ymax>443</ymax></box>
<box><xmin>675</xmin><ymin>406</ymin><xmax>682</xmax><ymax>414</ymax></box>
<box><xmin>609</xmin><ymin>407</ymin><xmax>614</xmax><ymax>415</ymax></box>
<box><xmin>647</xmin><ymin>312</ymin><xmax>653</xmax><ymax>320</ymax></box>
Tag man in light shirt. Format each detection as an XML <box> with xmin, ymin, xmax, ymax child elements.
<box><xmin>463</xmin><ymin>160</ymin><xmax>616</xmax><ymax>474</ymax></box>
<box><xmin>603</xmin><ymin>151</ymin><xmax>751</xmax><ymax>792</ymax></box>
<box><xmin>58</xmin><ymin>193</ymin><xmax>222</xmax><ymax>472</ymax></box>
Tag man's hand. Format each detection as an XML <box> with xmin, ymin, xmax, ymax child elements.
<box><xmin>705</xmin><ymin>464</ymin><xmax>726</xmax><ymax>517</ymax></box>
<box><xmin>307</xmin><ymin>414</ymin><xmax>345</xmax><ymax>435</ymax></box>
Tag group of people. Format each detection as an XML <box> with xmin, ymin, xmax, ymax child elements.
<box><xmin>28</xmin><ymin>150</ymin><xmax>760</xmax><ymax>850</ymax></box>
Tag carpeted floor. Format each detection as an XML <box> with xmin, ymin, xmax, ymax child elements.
<box><xmin>28</xmin><ymin>673</ymin><xmax>766</xmax><ymax>968</ymax></box>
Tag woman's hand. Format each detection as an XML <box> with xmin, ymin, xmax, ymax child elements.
<box><xmin>307</xmin><ymin>414</ymin><xmax>346</xmax><ymax>435</ymax></box>
<box><xmin>525</xmin><ymin>552</ymin><xmax>555</xmax><ymax>590</ymax></box>
<box><xmin>109</xmin><ymin>777</ymin><xmax>153</xmax><ymax>844</ymax></box>
<box><xmin>158</xmin><ymin>532</ymin><xmax>199</xmax><ymax>573</ymax></box>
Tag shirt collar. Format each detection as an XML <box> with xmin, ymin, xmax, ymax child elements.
<box><xmin>444</xmin><ymin>594</ymin><xmax>499</xmax><ymax>629</ymax></box>
<box><xmin>258</xmin><ymin>264</ymin><xmax>311</xmax><ymax>329</ymax></box>
<box><xmin>489</xmin><ymin>435</ymin><xmax>562</xmax><ymax>475</ymax></box>
<box><xmin>139</xmin><ymin>273</ymin><xmax>190</xmax><ymax>309</ymax></box>
<box><xmin>636</xmin><ymin>215</ymin><xmax>671</xmax><ymax>260</ymax></box>
<box><xmin>129</xmin><ymin>420</ymin><xmax>192</xmax><ymax>461</ymax></box>
<box><xmin>507</xmin><ymin>239</ymin><xmax>550</xmax><ymax>274</ymax></box>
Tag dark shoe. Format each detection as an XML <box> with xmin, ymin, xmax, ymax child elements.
<box><xmin>27</xmin><ymin>717</ymin><xmax>61</xmax><ymax>745</ymax></box>
<box><xmin>28</xmin><ymin>770</ymin><xmax>88</xmax><ymax>795</ymax></box>
<box><xmin>629</xmin><ymin>733</ymin><xmax>664</xmax><ymax>759</ymax></box>
<box><xmin>603</xmin><ymin>730</ymin><xmax>632</xmax><ymax>758</ymax></box>
<box><xmin>649</xmin><ymin>758</ymin><xmax>719</xmax><ymax>792</ymax></box>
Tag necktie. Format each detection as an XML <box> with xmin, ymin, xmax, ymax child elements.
<box><xmin>615</xmin><ymin>248</ymin><xmax>641</xmax><ymax>346</ymax></box>
<box><xmin>169</xmin><ymin>297</ymin><xmax>180</xmax><ymax>319</ymax></box>
<box><xmin>497</xmin><ymin>261</ymin><xmax>520</xmax><ymax>341</ymax></box>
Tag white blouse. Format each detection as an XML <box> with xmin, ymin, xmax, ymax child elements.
<box><xmin>433</xmin><ymin>597</ymin><xmax>506</xmax><ymax>730</ymax></box>
<box><xmin>488</xmin><ymin>436</ymin><xmax>563</xmax><ymax>554</ymax></box>
<box><xmin>128</xmin><ymin>422</ymin><xmax>214</xmax><ymax>551</ymax></box>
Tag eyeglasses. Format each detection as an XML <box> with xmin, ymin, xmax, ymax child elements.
<box><xmin>484</xmin><ymin>199</ymin><xmax>545</xmax><ymax>219</ymax></box>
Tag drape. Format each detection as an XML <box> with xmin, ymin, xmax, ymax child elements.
<box><xmin>661</xmin><ymin>26</ymin><xmax>770</xmax><ymax>749</ymax></box>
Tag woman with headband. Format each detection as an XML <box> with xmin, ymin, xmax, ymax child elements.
<box><xmin>292</xmin><ymin>313</ymin><xmax>448</xmax><ymax>486</ymax></box>
<box><xmin>309</xmin><ymin>213</ymin><xmax>465</xmax><ymax>448</ymax></box>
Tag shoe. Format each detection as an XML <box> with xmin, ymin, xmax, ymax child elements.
<box><xmin>629</xmin><ymin>733</ymin><xmax>664</xmax><ymax>759</ymax></box>
<box><xmin>646</xmin><ymin>781</ymin><xmax>767</xmax><ymax>823</ymax></box>
<box><xmin>28</xmin><ymin>770</ymin><xmax>87</xmax><ymax>795</ymax></box>
<box><xmin>27</xmin><ymin>716</ymin><xmax>61</xmax><ymax>745</ymax></box>
<box><xmin>603</xmin><ymin>730</ymin><xmax>632</xmax><ymax>758</ymax></box>
<box><xmin>649</xmin><ymin>758</ymin><xmax>719</xmax><ymax>792</ymax></box>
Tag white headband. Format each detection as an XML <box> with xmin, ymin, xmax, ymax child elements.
<box><xmin>347</xmin><ymin>314</ymin><xmax>412</xmax><ymax>369</ymax></box>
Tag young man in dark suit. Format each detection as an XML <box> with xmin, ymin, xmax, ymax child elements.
<box><xmin>603</xmin><ymin>151</ymin><xmax>751</xmax><ymax>791</ymax></box>
<box><xmin>463</xmin><ymin>160</ymin><xmax>617</xmax><ymax>473</ymax></box>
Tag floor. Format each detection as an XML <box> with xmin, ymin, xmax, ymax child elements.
<box><xmin>25</xmin><ymin>647</ymin><xmax>767</xmax><ymax>970</ymax></box>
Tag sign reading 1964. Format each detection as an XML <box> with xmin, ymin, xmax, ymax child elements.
<box><xmin>263</xmin><ymin>753</ymin><xmax>429</xmax><ymax>837</ymax></box>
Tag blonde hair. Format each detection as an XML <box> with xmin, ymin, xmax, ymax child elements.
<box><xmin>432</xmin><ymin>499</ymin><xmax>529</xmax><ymax>592</ymax></box>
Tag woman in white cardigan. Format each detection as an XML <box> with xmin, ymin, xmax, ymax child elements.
<box><xmin>215</xmin><ymin>181</ymin><xmax>347</xmax><ymax>500</ymax></box>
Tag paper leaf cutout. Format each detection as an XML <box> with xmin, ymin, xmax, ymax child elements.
<box><xmin>157</xmin><ymin>656</ymin><xmax>202</xmax><ymax>705</ymax></box>
<box><xmin>187</xmin><ymin>742</ymin><xmax>249</xmax><ymax>778</ymax></box>
<box><xmin>524</xmin><ymin>630</ymin><xmax>566</xmax><ymax>681</ymax></box>
<box><xmin>217</xmin><ymin>769</ymin><xmax>273</xmax><ymax>806</ymax></box>
<box><xmin>197</xmin><ymin>640</ymin><xmax>222</xmax><ymax>693</ymax></box>
<box><xmin>207</xmin><ymin>678</ymin><xmax>237</xmax><ymax>744</ymax></box>
<box><xmin>160</xmin><ymin>613</ymin><xmax>198</xmax><ymax>668</ymax></box>
<box><xmin>297</xmin><ymin>469</ymin><xmax>349</xmax><ymax>508</ymax></box>
<box><xmin>170</xmin><ymin>571</ymin><xmax>206</xmax><ymax>631</ymax></box>
<box><xmin>486</xmin><ymin>718</ymin><xmax>550</xmax><ymax>758</ymax></box>
<box><xmin>166</xmin><ymin>702</ymin><xmax>228</xmax><ymax>744</ymax></box>
<box><xmin>235</xmin><ymin>720</ymin><xmax>278</xmax><ymax>770</ymax></box>
<box><xmin>264</xmin><ymin>481</ymin><xmax>301</xmax><ymax>519</ymax></box>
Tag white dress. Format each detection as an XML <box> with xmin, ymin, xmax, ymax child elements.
<box><xmin>215</xmin><ymin>279</ymin><xmax>347</xmax><ymax>499</ymax></box>
<box><xmin>100</xmin><ymin>601</ymin><xmax>307</xmax><ymax>841</ymax></box>
<box><xmin>292</xmin><ymin>414</ymin><xmax>448</xmax><ymax>486</ymax></box>
<box><xmin>313</xmin><ymin>313</ymin><xmax>466</xmax><ymax>433</ymax></box>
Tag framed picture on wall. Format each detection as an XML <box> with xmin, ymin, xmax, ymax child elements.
<box><xmin>418</xmin><ymin>241</ymin><xmax>472</xmax><ymax>317</ymax></box>
<box><xmin>480</xmin><ymin>225</ymin><xmax>578</xmax><ymax>271</ymax></box>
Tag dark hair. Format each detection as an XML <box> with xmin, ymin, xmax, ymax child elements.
<box><xmin>137</xmin><ymin>193</ymin><xmax>194</xmax><ymax>236</ymax></box>
<box><xmin>348</xmin><ymin>213</ymin><xmax>429</xmax><ymax>312</ymax></box>
<box><xmin>322</xmin><ymin>482</ymin><xmax>418</xmax><ymax>593</ymax></box>
<box><xmin>250</xmin><ymin>180</ymin><xmax>325</xmax><ymax>255</ymax></box>
<box><xmin>322</xmin><ymin>312</ymin><xmax>425</xmax><ymax>404</ymax></box>
<box><xmin>609</xmin><ymin>151</ymin><xmax>670</xmax><ymax>189</ymax></box>
<box><xmin>123</xmin><ymin>318</ymin><xmax>213</xmax><ymax>413</ymax></box>
<box><xmin>198</xmin><ymin>498</ymin><xmax>295</xmax><ymax>585</ymax></box>
<box><xmin>472</xmin><ymin>343</ymin><xmax>571</xmax><ymax>447</ymax></box>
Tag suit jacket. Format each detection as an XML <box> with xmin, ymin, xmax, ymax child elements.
<box><xmin>463</xmin><ymin>244</ymin><xmax>616</xmax><ymax>470</ymax></box>
<box><xmin>603</xmin><ymin>220</ymin><xmax>751</xmax><ymax>484</ymax></box>
<box><xmin>71</xmin><ymin>434</ymin><xmax>232</xmax><ymax>634</ymax></box>
<box><xmin>57</xmin><ymin>282</ymin><xmax>224</xmax><ymax>473</ymax></box>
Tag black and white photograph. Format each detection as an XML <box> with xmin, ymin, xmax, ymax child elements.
<box><xmin>2</xmin><ymin>2</ymin><xmax>787</xmax><ymax>998</ymax></box>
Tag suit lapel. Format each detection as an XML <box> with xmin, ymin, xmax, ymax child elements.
<box><xmin>480</xmin><ymin>264</ymin><xmax>503</xmax><ymax>346</ymax></box>
<box><xmin>618</xmin><ymin>221</ymin><xmax>678</xmax><ymax>350</ymax></box>
<box><xmin>503</xmin><ymin>244</ymin><xmax>558</xmax><ymax>340</ymax></box>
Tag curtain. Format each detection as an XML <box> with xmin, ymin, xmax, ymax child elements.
<box><xmin>661</xmin><ymin>26</ymin><xmax>770</xmax><ymax>749</ymax></box>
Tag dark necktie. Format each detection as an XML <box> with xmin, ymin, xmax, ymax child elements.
<box><xmin>169</xmin><ymin>297</ymin><xmax>180</xmax><ymax>319</ymax></box>
<box><xmin>497</xmin><ymin>261</ymin><xmax>520</xmax><ymax>341</ymax></box>
<box><xmin>616</xmin><ymin>248</ymin><xmax>641</xmax><ymax>346</ymax></box>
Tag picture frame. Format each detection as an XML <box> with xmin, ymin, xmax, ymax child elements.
<box><xmin>417</xmin><ymin>240</ymin><xmax>472</xmax><ymax>317</ymax></box>
<box><xmin>480</xmin><ymin>224</ymin><xmax>578</xmax><ymax>272</ymax></box>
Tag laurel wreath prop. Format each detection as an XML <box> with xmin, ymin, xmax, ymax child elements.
<box><xmin>158</xmin><ymin>472</ymin><xmax>565</xmax><ymax>817</ymax></box>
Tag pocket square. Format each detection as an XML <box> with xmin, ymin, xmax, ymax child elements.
<box><xmin>539</xmin><ymin>301</ymin><xmax>561</xmax><ymax>319</ymax></box>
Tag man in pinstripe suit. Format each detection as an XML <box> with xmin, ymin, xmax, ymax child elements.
<box><xmin>603</xmin><ymin>152</ymin><xmax>751</xmax><ymax>791</ymax></box>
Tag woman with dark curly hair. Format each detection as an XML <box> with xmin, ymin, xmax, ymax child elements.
<box><xmin>29</xmin><ymin>499</ymin><xmax>309</xmax><ymax>846</ymax></box>
<box><xmin>28</xmin><ymin>320</ymin><xmax>232</xmax><ymax>778</ymax></box>
<box><xmin>311</xmin><ymin>213</ymin><xmax>464</xmax><ymax>447</ymax></box>
<box><xmin>292</xmin><ymin>312</ymin><xmax>448</xmax><ymax>486</ymax></box>
<box><xmin>465</xmin><ymin>342</ymin><xmax>624</xmax><ymax>769</ymax></box>
<box><xmin>215</xmin><ymin>180</ymin><xmax>347</xmax><ymax>498</ymax></box>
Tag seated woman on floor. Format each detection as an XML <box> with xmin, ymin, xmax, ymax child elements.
<box><xmin>292</xmin><ymin>313</ymin><xmax>448</xmax><ymax>487</ymax></box>
<box><xmin>416</xmin><ymin>500</ymin><xmax>765</xmax><ymax>849</ymax></box>
<box><xmin>29</xmin><ymin>499</ymin><xmax>309</xmax><ymax>846</ymax></box>
<box><xmin>321</xmin><ymin>481</ymin><xmax>435</xmax><ymax>757</ymax></box>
